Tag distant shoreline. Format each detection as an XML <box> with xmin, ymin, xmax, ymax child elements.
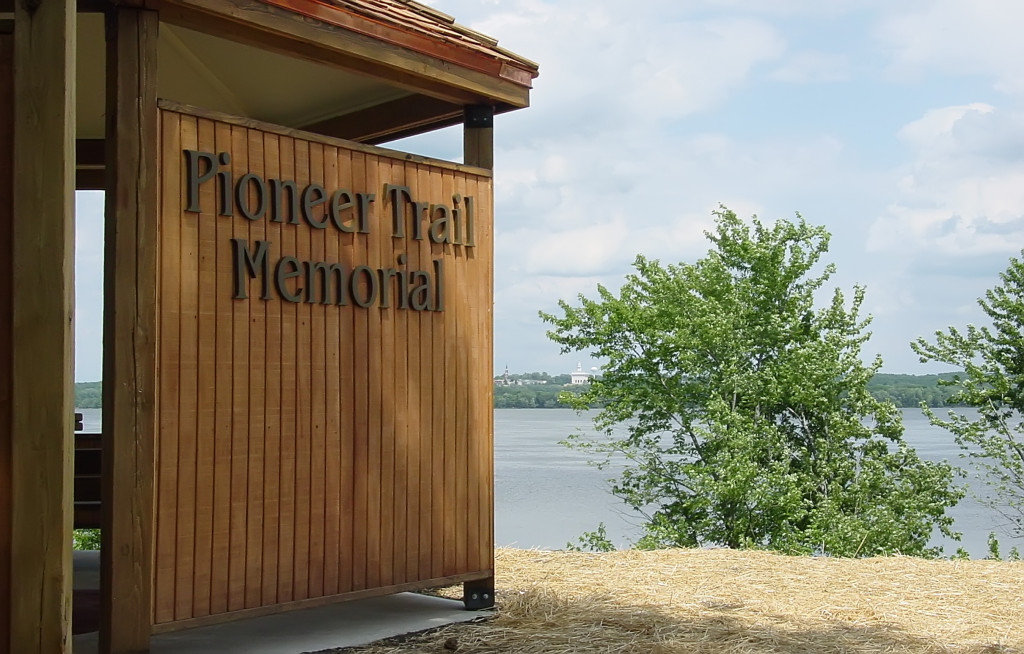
<box><xmin>77</xmin><ymin>371</ymin><xmax>967</xmax><ymax>410</ymax></box>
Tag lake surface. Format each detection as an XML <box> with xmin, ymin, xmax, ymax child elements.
<box><xmin>493</xmin><ymin>408</ymin><xmax>1023</xmax><ymax>558</ymax></box>
<box><xmin>77</xmin><ymin>407</ymin><xmax>1023</xmax><ymax>558</ymax></box>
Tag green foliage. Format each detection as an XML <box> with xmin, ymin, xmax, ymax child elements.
<box><xmin>950</xmin><ymin>547</ymin><xmax>971</xmax><ymax>561</ymax></box>
<box><xmin>494</xmin><ymin>383</ymin><xmax>588</xmax><ymax>408</ymax></box>
<box><xmin>987</xmin><ymin>531</ymin><xmax>1002</xmax><ymax>560</ymax></box>
<box><xmin>73</xmin><ymin>529</ymin><xmax>101</xmax><ymax>550</ymax></box>
<box><xmin>912</xmin><ymin>252</ymin><xmax>1024</xmax><ymax>539</ymax></box>
<box><xmin>565</xmin><ymin>522</ymin><xmax>615</xmax><ymax>552</ymax></box>
<box><xmin>542</xmin><ymin>207</ymin><xmax>963</xmax><ymax>558</ymax></box>
<box><xmin>866</xmin><ymin>373</ymin><xmax>965</xmax><ymax>408</ymax></box>
<box><xmin>74</xmin><ymin>381</ymin><xmax>102</xmax><ymax>408</ymax></box>
<box><xmin>492</xmin><ymin>371</ymin><xmax>963</xmax><ymax>409</ymax></box>
<box><xmin>492</xmin><ymin>372</ymin><xmax>598</xmax><ymax>408</ymax></box>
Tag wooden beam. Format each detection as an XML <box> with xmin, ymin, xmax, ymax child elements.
<box><xmin>77</xmin><ymin>168</ymin><xmax>106</xmax><ymax>190</ymax></box>
<box><xmin>77</xmin><ymin>137</ymin><xmax>105</xmax><ymax>167</ymax></box>
<box><xmin>10</xmin><ymin>0</ymin><xmax>76</xmax><ymax>651</ymax></box>
<box><xmin>0</xmin><ymin>30</ymin><xmax>13</xmax><ymax>654</ymax></box>
<box><xmin>76</xmin><ymin>138</ymin><xmax>105</xmax><ymax>190</ymax></box>
<box><xmin>463</xmin><ymin>105</ymin><xmax>494</xmax><ymax>170</ymax></box>
<box><xmin>154</xmin><ymin>0</ymin><xmax>530</xmax><ymax>108</ymax></box>
<box><xmin>1</xmin><ymin>0</ymin><xmax>109</xmax><ymax>11</ymax></box>
<box><xmin>300</xmin><ymin>94</ymin><xmax>463</xmax><ymax>145</ymax></box>
<box><xmin>101</xmin><ymin>7</ymin><xmax>158</xmax><ymax>653</ymax></box>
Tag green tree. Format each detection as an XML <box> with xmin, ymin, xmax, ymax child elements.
<box><xmin>541</xmin><ymin>208</ymin><xmax>962</xmax><ymax>557</ymax></box>
<box><xmin>912</xmin><ymin>252</ymin><xmax>1024</xmax><ymax>538</ymax></box>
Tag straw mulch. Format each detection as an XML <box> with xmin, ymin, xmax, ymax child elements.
<box><xmin>330</xmin><ymin>547</ymin><xmax>1023</xmax><ymax>654</ymax></box>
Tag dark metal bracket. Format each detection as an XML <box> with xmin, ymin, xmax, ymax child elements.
<box><xmin>463</xmin><ymin>105</ymin><xmax>494</xmax><ymax>129</ymax></box>
<box><xmin>463</xmin><ymin>578</ymin><xmax>495</xmax><ymax>610</ymax></box>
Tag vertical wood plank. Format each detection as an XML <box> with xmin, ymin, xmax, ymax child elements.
<box><xmin>384</xmin><ymin>160</ymin><xmax>403</xmax><ymax>588</ymax></box>
<box><xmin>192</xmin><ymin>117</ymin><xmax>218</xmax><ymax>619</ymax></box>
<box><xmin>438</xmin><ymin>166</ymin><xmax>457</xmax><ymax>577</ymax></box>
<box><xmin>416</xmin><ymin>163</ymin><xmax>433</xmax><ymax>582</ymax></box>
<box><xmin>349</xmin><ymin>151</ymin><xmax>369</xmax><ymax>592</ymax></box>
<box><xmin>429</xmin><ymin>170</ymin><xmax>446</xmax><ymax>580</ymax></box>
<box><xmin>10</xmin><ymin>1</ymin><xmax>75</xmax><ymax>650</ymax></box>
<box><xmin>338</xmin><ymin>149</ymin><xmax>358</xmax><ymax>594</ymax></box>
<box><xmin>261</xmin><ymin>133</ymin><xmax>283</xmax><ymax>606</ymax></box>
<box><xmin>307</xmin><ymin>142</ymin><xmax>327</xmax><ymax>599</ymax></box>
<box><xmin>292</xmin><ymin>138</ymin><xmax>312</xmax><ymax>600</ymax></box>
<box><xmin>0</xmin><ymin>30</ymin><xmax>13</xmax><ymax>654</ymax></box>
<box><xmin>349</xmin><ymin>153</ymin><xmax>369</xmax><ymax>592</ymax></box>
<box><xmin>209</xmin><ymin>118</ymin><xmax>234</xmax><ymax>615</ymax></box>
<box><xmin>322</xmin><ymin>144</ymin><xmax>342</xmax><ymax>597</ymax></box>
<box><xmin>397</xmin><ymin>161</ymin><xmax>417</xmax><ymax>585</ymax></box>
<box><xmin>479</xmin><ymin>176</ymin><xmax>496</xmax><ymax>571</ymax></box>
<box><xmin>173</xmin><ymin>114</ymin><xmax>200</xmax><ymax>622</ymax></box>
<box><xmin>154</xmin><ymin>110</ymin><xmax>182</xmax><ymax>626</ymax></box>
<box><xmin>448</xmin><ymin>170</ymin><xmax>469</xmax><ymax>574</ymax></box>
<box><xmin>364</xmin><ymin>154</ymin><xmax>383</xmax><ymax>590</ymax></box>
<box><xmin>462</xmin><ymin>175</ymin><xmax>481</xmax><ymax>574</ymax></box>
<box><xmin>275</xmin><ymin>135</ymin><xmax>297</xmax><ymax>603</ymax></box>
<box><xmin>244</xmin><ymin>127</ymin><xmax>267</xmax><ymax>609</ymax></box>
<box><xmin>227</xmin><ymin>125</ymin><xmax>251</xmax><ymax>612</ymax></box>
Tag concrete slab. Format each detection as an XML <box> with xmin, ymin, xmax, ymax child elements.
<box><xmin>73</xmin><ymin>592</ymin><xmax>490</xmax><ymax>653</ymax></box>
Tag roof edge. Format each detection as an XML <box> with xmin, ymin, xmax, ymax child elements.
<box><xmin>277</xmin><ymin>0</ymin><xmax>538</xmax><ymax>84</ymax></box>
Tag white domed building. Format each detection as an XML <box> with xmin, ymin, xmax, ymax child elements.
<box><xmin>569</xmin><ymin>362</ymin><xmax>592</xmax><ymax>385</ymax></box>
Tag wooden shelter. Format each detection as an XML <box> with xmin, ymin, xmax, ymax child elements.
<box><xmin>0</xmin><ymin>1</ymin><xmax>537</xmax><ymax>651</ymax></box>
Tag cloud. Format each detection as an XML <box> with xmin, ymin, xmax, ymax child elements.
<box><xmin>465</xmin><ymin>0</ymin><xmax>786</xmax><ymax>127</ymax></box>
<box><xmin>896</xmin><ymin>103</ymin><xmax>994</xmax><ymax>151</ymax></box>
<box><xmin>877</xmin><ymin>1</ymin><xmax>1024</xmax><ymax>94</ymax></box>
<box><xmin>869</xmin><ymin>103</ymin><xmax>1024</xmax><ymax>257</ymax></box>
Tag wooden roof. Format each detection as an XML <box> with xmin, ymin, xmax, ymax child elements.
<box><xmin>274</xmin><ymin>0</ymin><xmax>538</xmax><ymax>86</ymax></box>
<box><xmin>61</xmin><ymin>0</ymin><xmax>539</xmax><ymax>154</ymax></box>
<box><xmin>149</xmin><ymin>0</ymin><xmax>537</xmax><ymax>141</ymax></box>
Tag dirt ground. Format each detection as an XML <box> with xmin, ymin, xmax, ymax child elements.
<box><xmin>332</xmin><ymin>547</ymin><xmax>1024</xmax><ymax>654</ymax></box>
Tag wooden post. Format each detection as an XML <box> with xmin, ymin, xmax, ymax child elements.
<box><xmin>10</xmin><ymin>0</ymin><xmax>76</xmax><ymax>651</ymax></box>
<box><xmin>463</xmin><ymin>105</ymin><xmax>494</xmax><ymax>171</ymax></box>
<box><xmin>0</xmin><ymin>26</ymin><xmax>14</xmax><ymax>654</ymax></box>
<box><xmin>101</xmin><ymin>6</ymin><xmax>159</xmax><ymax>653</ymax></box>
<box><xmin>461</xmin><ymin>104</ymin><xmax>495</xmax><ymax>610</ymax></box>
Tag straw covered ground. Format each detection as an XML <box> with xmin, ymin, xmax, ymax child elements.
<box><xmin>332</xmin><ymin>547</ymin><xmax>1024</xmax><ymax>654</ymax></box>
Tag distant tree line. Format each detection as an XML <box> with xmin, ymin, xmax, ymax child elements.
<box><xmin>865</xmin><ymin>373</ymin><xmax>965</xmax><ymax>408</ymax></box>
<box><xmin>74</xmin><ymin>372</ymin><xmax>964</xmax><ymax>410</ymax></box>
<box><xmin>74</xmin><ymin>381</ymin><xmax>102</xmax><ymax>408</ymax></box>
<box><xmin>493</xmin><ymin>372</ymin><xmax>965</xmax><ymax>409</ymax></box>
<box><xmin>492</xmin><ymin>372</ymin><xmax>592</xmax><ymax>408</ymax></box>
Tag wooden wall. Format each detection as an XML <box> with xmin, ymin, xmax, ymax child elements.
<box><xmin>0</xmin><ymin>30</ymin><xmax>13</xmax><ymax>652</ymax></box>
<box><xmin>154</xmin><ymin>104</ymin><xmax>494</xmax><ymax>627</ymax></box>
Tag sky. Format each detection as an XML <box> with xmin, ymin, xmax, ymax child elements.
<box><xmin>74</xmin><ymin>0</ymin><xmax>1024</xmax><ymax>381</ymax></box>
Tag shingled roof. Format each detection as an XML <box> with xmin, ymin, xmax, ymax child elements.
<box><xmin>261</xmin><ymin>0</ymin><xmax>539</xmax><ymax>87</ymax></box>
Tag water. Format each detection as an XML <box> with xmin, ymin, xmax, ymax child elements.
<box><xmin>491</xmin><ymin>407</ymin><xmax>1024</xmax><ymax>558</ymax></box>
<box><xmin>77</xmin><ymin>407</ymin><xmax>1024</xmax><ymax>558</ymax></box>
